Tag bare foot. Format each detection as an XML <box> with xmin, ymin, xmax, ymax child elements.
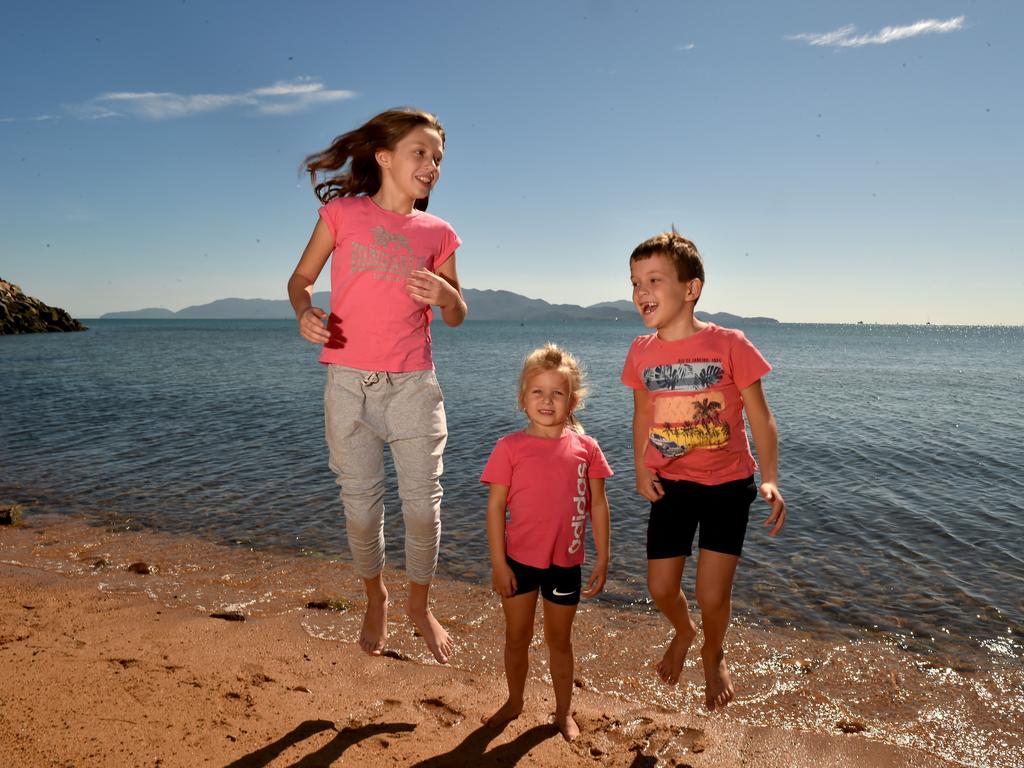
<box><xmin>555</xmin><ymin>712</ymin><xmax>580</xmax><ymax>742</ymax></box>
<box><xmin>359</xmin><ymin>593</ymin><xmax>389</xmax><ymax>656</ymax></box>
<box><xmin>701</xmin><ymin>648</ymin><xmax>735</xmax><ymax>711</ymax></box>
<box><xmin>408</xmin><ymin>606</ymin><xmax>453</xmax><ymax>664</ymax></box>
<box><xmin>481</xmin><ymin>699</ymin><xmax>523</xmax><ymax>727</ymax></box>
<box><xmin>655</xmin><ymin>624</ymin><xmax>697</xmax><ymax>685</ymax></box>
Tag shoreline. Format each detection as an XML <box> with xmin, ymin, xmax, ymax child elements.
<box><xmin>3</xmin><ymin>513</ymin><xmax>1017</xmax><ymax>767</ymax></box>
<box><xmin>3</xmin><ymin>491</ymin><xmax>1013</xmax><ymax>665</ymax></box>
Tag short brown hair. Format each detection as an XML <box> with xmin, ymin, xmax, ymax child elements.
<box><xmin>629</xmin><ymin>229</ymin><xmax>705</xmax><ymax>285</ymax></box>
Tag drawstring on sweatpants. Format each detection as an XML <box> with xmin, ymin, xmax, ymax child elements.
<box><xmin>361</xmin><ymin>371</ymin><xmax>392</xmax><ymax>387</ymax></box>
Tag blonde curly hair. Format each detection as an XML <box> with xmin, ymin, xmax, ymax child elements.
<box><xmin>517</xmin><ymin>343</ymin><xmax>588</xmax><ymax>433</ymax></box>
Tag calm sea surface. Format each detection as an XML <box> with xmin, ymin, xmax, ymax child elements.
<box><xmin>2</xmin><ymin>319</ymin><xmax>1022</xmax><ymax>664</ymax></box>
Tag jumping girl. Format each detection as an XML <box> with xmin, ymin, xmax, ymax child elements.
<box><xmin>287</xmin><ymin>107</ymin><xmax>466</xmax><ymax>664</ymax></box>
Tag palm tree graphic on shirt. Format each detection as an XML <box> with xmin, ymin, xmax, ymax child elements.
<box><xmin>644</xmin><ymin>362</ymin><xmax>730</xmax><ymax>458</ymax></box>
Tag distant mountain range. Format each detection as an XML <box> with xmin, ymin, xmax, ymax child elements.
<box><xmin>100</xmin><ymin>288</ymin><xmax>778</xmax><ymax>325</ymax></box>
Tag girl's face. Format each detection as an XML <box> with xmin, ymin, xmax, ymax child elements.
<box><xmin>376</xmin><ymin>125</ymin><xmax>444</xmax><ymax>204</ymax></box>
<box><xmin>521</xmin><ymin>369</ymin><xmax>574</xmax><ymax>433</ymax></box>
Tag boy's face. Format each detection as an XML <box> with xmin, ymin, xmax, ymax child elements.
<box><xmin>630</xmin><ymin>254</ymin><xmax>700</xmax><ymax>332</ymax></box>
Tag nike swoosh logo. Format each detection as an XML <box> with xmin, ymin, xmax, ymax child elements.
<box><xmin>551</xmin><ymin>588</ymin><xmax>577</xmax><ymax>597</ymax></box>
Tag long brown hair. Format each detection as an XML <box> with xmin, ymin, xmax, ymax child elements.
<box><xmin>518</xmin><ymin>343</ymin><xmax>589</xmax><ymax>434</ymax></box>
<box><xmin>303</xmin><ymin>107</ymin><xmax>445</xmax><ymax>212</ymax></box>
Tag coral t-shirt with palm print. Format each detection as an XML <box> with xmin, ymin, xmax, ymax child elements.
<box><xmin>621</xmin><ymin>324</ymin><xmax>771</xmax><ymax>485</ymax></box>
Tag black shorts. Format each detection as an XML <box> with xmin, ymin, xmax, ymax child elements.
<box><xmin>506</xmin><ymin>556</ymin><xmax>582</xmax><ymax>606</ymax></box>
<box><xmin>646</xmin><ymin>475</ymin><xmax>757</xmax><ymax>559</ymax></box>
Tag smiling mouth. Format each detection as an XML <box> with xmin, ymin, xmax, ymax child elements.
<box><xmin>641</xmin><ymin>302</ymin><xmax>658</xmax><ymax>315</ymax></box>
<box><xmin>415</xmin><ymin>174</ymin><xmax>434</xmax><ymax>186</ymax></box>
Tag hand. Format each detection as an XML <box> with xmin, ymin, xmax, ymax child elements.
<box><xmin>406</xmin><ymin>268</ymin><xmax>459</xmax><ymax>308</ymax></box>
<box><xmin>636</xmin><ymin>465</ymin><xmax>665</xmax><ymax>502</ymax></box>
<box><xmin>760</xmin><ymin>482</ymin><xmax>786</xmax><ymax>536</ymax></box>
<box><xmin>491</xmin><ymin>564</ymin><xmax>517</xmax><ymax>599</ymax></box>
<box><xmin>582</xmin><ymin>560</ymin><xmax>608</xmax><ymax>598</ymax></box>
<box><xmin>297</xmin><ymin>306</ymin><xmax>330</xmax><ymax>345</ymax></box>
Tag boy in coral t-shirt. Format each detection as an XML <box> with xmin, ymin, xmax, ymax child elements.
<box><xmin>621</xmin><ymin>229</ymin><xmax>786</xmax><ymax>712</ymax></box>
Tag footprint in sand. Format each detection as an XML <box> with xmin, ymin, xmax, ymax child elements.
<box><xmin>600</xmin><ymin>716</ymin><xmax>706</xmax><ymax>761</ymax></box>
<box><xmin>416</xmin><ymin>696</ymin><xmax>464</xmax><ymax>726</ymax></box>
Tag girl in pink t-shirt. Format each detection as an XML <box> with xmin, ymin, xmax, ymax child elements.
<box><xmin>287</xmin><ymin>108</ymin><xmax>466</xmax><ymax>665</ymax></box>
<box><xmin>480</xmin><ymin>344</ymin><xmax>612</xmax><ymax>742</ymax></box>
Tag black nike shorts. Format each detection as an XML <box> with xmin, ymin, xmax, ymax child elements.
<box><xmin>506</xmin><ymin>556</ymin><xmax>582</xmax><ymax>606</ymax></box>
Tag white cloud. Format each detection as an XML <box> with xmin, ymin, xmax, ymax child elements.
<box><xmin>793</xmin><ymin>24</ymin><xmax>857</xmax><ymax>47</ymax></box>
<box><xmin>674</xmin><ymin>43</ymin><xmax>696</xmax><ymax>51</ymax></box>
<box><xmin>789</xmin><ymin>15</ymin><xmax>965</xmax><ymax>48</ymax></box>
<box><xmin>1</xmin><ymin>114</ymin><xmax>59</xmax><ymax>123</ymax></box>
<box><xmin>254</xmin><ymin>86</ymin><xmax>355</xmax><ymax>115</ymax></box>
<box><xmin>249</xmin><ymin>82</ymin><xmax>323</xmax><ymax>97</ymax></box>
<box><xmin>97</xmin><ymin>91</ymin><xmax>247</xmax><ymax>119</ymax></box>
<box><xmin>70</xmin><ymin>78</ymin><xmax>355</xmax><ymax>120</ymax></box>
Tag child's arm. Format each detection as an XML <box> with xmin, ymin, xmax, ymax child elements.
<box><xmin>740</xmin><ymin>379</ymin><xmax>786</xmax><ymax>536</ymax></box>
<box><xmin>287</xmin><ymin>219</ymin><xmax>333</xmax><ymax>345</ymax></box>
<box><xmin>632</xmin><ymin>389</ymin><xmax>664</xmax><ymax>501</ymax></box>
<box><xmin>406</xmin><ymin>254</ymin><xmax>467</xmax><ymax>327</ymax></box>
<box><xmin>583</xmin><ymin>477</ymin><xmax>610</xmax><ymax>598</ymax></box>
<box><xmin>485</xmin><ymin>483</ymin><xmax>517</xmax><ymax>598</ymax></box>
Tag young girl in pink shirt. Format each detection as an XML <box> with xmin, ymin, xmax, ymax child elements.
<box><xmin>480</xmin><ymin>344</ymin><xmax>612</xmax><ymax>741</ymax></box>
<box><xmin>287</xmin><ymin>107</ymin><xmax>466</xmax><ymax>664</ymax></box>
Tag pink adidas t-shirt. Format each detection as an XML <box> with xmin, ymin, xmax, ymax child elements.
<box><xmin>317</xmin><ymin>196</ymin><xmax>461</xmax><ymax>372</ymax></box>
<box><xmin>481</xmin><ymin>429</ymin><xmax>613</xmax><ymax>569</ymax></box>
<box><xmin>621</xmin><ymin>324</ymin><xmax>771</xmax><ymax>484</ymax></box>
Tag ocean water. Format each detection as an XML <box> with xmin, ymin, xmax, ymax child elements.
<box><xmin>2</xmin><ymin>319</ymin><xmax>1023</xmax><ymax>665</ymax></box>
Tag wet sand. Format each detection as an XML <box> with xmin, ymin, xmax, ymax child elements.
<box><xmin>1</xmin><ymin>514</ymin><xmax>1017</xmax><ymax>767</ymax></box>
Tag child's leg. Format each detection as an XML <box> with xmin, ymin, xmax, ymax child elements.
<box><xmin>647</xmin><ymin>556</ymin><xmax>698</xmax><ymax>684</ymax></box>
<box><xmin>542</xmin><ymin>598</ymin><xmax>580</xmax><ymax>742</ymax></box>
<box><xmin>694</xmin><ymin>550</ymin><xmax>740</xmax><ymax>710</ymax></box>
<box><xmin>482</xmin><ymin>590</ymin><xmax>538</xmax><ymax>727</ymax></box>
<box><xmin>325</xmin><ymin>367</ymin><xmax>389</xmax><ymax>656</ymax></box>
<box><xmin>387</xmin><ymin>370</ymin><xmax>451</xmax><ymax>663</ymax></box>
<box><xmin>359</xmin><ymin>573</ymin><xmax>389</xmax><ymax>656</ymax></box>
<box><xmin>692</xmin><ymin>477</ymin><xmax>753</xmax><ymax>709</ymax></box>
<box><xmin>406</xmin><ymin>580</ymin><xmax>452</xmax><ymax>664</ymax></box>
<box><xmin>391</xmin><ymin>435</ymin><xmax>449</xmax><ymax>662</ymax></box>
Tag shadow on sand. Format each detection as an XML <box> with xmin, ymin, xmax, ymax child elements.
<box><xmin>225</xmin><ymin>716</ymin><xmax>566</xmax><ymax>767</ymax></box>
<box><xmin>224</xmin><ymin>719</ymin><xmax>416</xmax><ymax>767</ymax></box>
<box><xmin>409</xmin><ymin>722</ymin><xmax>559</xmax><ymax>767</ymax></box>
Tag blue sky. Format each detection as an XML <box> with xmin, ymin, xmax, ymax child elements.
<box><xmin>2</xmin><ymin>1</ymin><xmax>1021</xmax><ymax>324</ymax></box>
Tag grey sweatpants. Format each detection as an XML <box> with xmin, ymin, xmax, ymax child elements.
<box><xmin>324</xmin><ymin>364</ymin><xmax>447</xmax><ymax>584</ymax></box>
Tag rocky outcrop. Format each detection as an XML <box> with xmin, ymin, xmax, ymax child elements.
<box><xmin>0</xmin><ymin>278</ymin><xmax>86</xmax><ymax>334</ymax></box>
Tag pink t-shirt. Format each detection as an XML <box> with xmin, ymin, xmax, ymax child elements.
<box><xmin>621</xmin><ymin>324</ymin><xmax>771</xmax><ymax>484</ymax></box>
<box><xmin>317</xmin><ymin>196</ymin><xmax>461</xmax><ymax>372</ymax></box>
<box><xmin>481</xmin><ymin>429</ymin><xmax>613</xmax><ymax>569</ymax></box>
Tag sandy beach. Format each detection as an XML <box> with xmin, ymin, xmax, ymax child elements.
<box><xmin>1</xmin><ymin>514</ymin><xmax>1006</xmax><ymax>767</ymax></box>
